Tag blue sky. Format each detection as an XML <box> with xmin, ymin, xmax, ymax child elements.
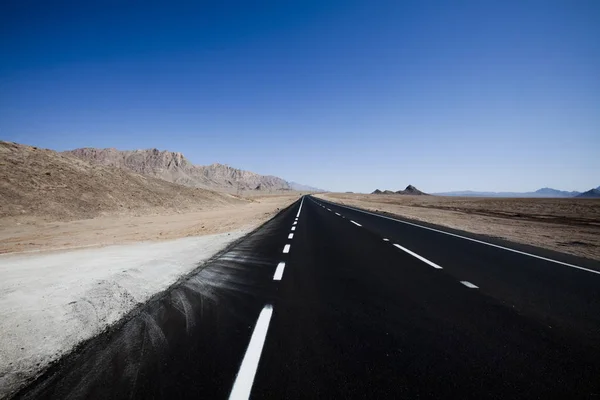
<box><xmin>1</xmin><ymin>1</ymin><xmax>598</xmax><ymax>193</ymax></box>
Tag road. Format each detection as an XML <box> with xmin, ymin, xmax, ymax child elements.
<box><xmin>15</xmin><ymin>196</ymin><xmax>600</xmax><ymax>399</ymax></box>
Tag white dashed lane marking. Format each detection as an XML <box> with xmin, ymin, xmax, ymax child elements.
<box><xmin>283</xmin><ymin>244</ymin><xmax>291</xmax><ymax>253</ymax></box>
<box><xmin>273</xmin><ymin>262</ymin><xmax>286</xmax><ymax>281</ymax></box>
<box><xmin>323</xmin><ymin>200</ymin><xmax>600</xmax><ymax>275</ymax></box>
<box><xmin>393</xmin><ymin>244</ymin><xmax>443</xmax><ymax>269</ymax></box>
<box><xmin>291</xmin><ymin>226</ymin><xmax>296</xmax><ymax>231</ymax></box>
<box><xmin>460</xmin><ymin>281</ymin><xmax>478</xmax><ymax>289</ymax></box>
<box><xmin>288</xmin><ymin>233</ymin><xmax>294</xmax><ymax>239</ymax></box>
<box><xmin>350</xmin><ymin>220</ymin><xmax>362</xmax><ymax>227</ymax></box>
<box><xmin>383</xmin><ymin>238</ymin><xmax>389</xmax><ymax>242</ymax></box>
<box><xmin>229</xmin><ymin>305</ymin><xmax>273</xmax><ymax>400</ymax></box>
<box><xmin>335</xmin><ymin>212</ymin><xmax>340</xmax><ymax>216</ymax></box>
<box><xmin>296</xmin><ymin>197</ymin><xmax>304</xmax><ymax>218</ymax></box>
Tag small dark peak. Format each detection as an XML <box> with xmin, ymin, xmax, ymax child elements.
<box><xmin>372</xmin><ymin>189</ymin><xmax>383</xmax><ymax>194</ymax></box>
<box><xmin>396</xmin><ymin>185</ymin><xmax>428</xmax><ymax>195</ymax></box>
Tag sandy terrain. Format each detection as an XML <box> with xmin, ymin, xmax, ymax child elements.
<box><xmin>316</xmin><ymin>193</ymin><xmax>600</xmax><ymax>261</ymax></box>
<box><xmin>0</xmin><ymin>195</ymin><xmax>298</xmax><ymax>254</ymax></box>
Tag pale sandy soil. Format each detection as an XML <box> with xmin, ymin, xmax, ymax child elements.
<box><xmin>317</xmin><ymin>193</ymin><xmax>600</xmax><ymax>261</ymax></box>
<box><xmin>0</xmin><ymin>194</ymin><xmax>299</xmax><ymax>254</ymax></box>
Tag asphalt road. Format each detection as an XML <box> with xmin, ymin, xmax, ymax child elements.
<box><xmin>15</xmin><ymin>196</ymin><xmax>600</xmax><ymax>399</ymax></box>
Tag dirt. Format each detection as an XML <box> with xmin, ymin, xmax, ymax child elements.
<box><xmin>0</xmin><ymin>141</ymin><xmax>246</xmax><ymax>223</ymax></box>
<box><xmin>316</xmin><ymin>193</ymin><xmax>600</xmax><ymax>261</ymax></box>
<box><xmin>0</xmin><ymin>195</ymin><xmax>299</xmax><ymax>254</ymax></box>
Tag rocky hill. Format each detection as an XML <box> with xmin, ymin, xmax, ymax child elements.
<box><xmin>396</xmin><ymin>185</ymin><xmax>428</xmax><ymax>195</ymax></box>
<box><xmin>0</xmin><ymin>142</ymin><xmax>245</xmax><ymax>222</ymax></box>
<box><xmin>577</xmin><ymin>189</ymin><xmax>600</xmax><ymax>198</ymax></box>
<box><xmin>64</xmin><ymin>148</ymin><xmax>294</xmax><ymax>192</ymax></box>
<box><xmin>372</xmin><ymin>185</ymin><xmax>429</xmax><ymax>195</ymax></box>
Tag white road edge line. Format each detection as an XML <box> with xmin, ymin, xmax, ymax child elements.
<box><xmin>321</xmin><ymin>200</ymin><xmax>600</xmax><ymax>275</ymax></box>
<box><xmin>393</xmin><ymin>243</ymin><xmax>443</xmax><ymax>269</ymax></box>
<box><xmin>229</xmin><ymin>304</ymin><xmax>273</xmax><ymax>400</ymax></box>
<box><xmin>288</xmin><ymin>233</ymin><xmax>294</xmax><ymax>239</ymax></box>
<box><xmin>273</xmin><ymin>262</ymin><xmax>286</xmax><ymax>281</ymax></box>
<box><xmin>350</xmin><ymin>220</ymin><xmax>362</xmax><ymax>227</ymax></box>
<box><xmin>296</xmin><ymin>197</ymin><xmax>304</xmax><ymax>218</ymax></box>
<box><xmin>460</xmin><ymin>281</ymin><xmax>478</xmax><ymax>289</ymax></box>
<box><xmin>283</xmin><ymin>244</ymin><xmax>291</xmax><ymax>253</ymax></box>
<box><xmin>291</xmin><ymin>226</ymin><xmax>296</xmax><ymax>231</ymax></box>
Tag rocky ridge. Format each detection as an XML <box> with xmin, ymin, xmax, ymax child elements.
<box><xmin>371</xmin><ymin>185</ymin><xmax>429</xmax><ymax>195</ymax></box>
<box><xmin>1</xmin><ymin>142</ymin><xmax>243</xmax><ymax>222</ymax></box>
<box><xmin>64</xmin><ymin>148</ymin><xmax>292</xmax><ymax>192</ymax></box>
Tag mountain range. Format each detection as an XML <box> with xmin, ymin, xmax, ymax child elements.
<box><xmin>433</xmin><ymin>187</ymin><xmax>600</xmax><ymax>198</ymax></box>
<box><xmin>372</xmin><ymin>185</ymin><xmax>429</xmax><ymax>195</ymax></box>
<box><xmin>64</xmin><ymin>148</ymin><xmax>322</xmax><ymax>193</ymax></box>
<box><xmin>0</xmin><ymin>141</ymin><xmax>246</xmax><ymax>221</ymax></box>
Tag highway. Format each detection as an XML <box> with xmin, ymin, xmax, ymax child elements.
<box><xmin>15</xmin><ymin>196</ymin><xmax>600</xmax><ymax>399</ymax></box>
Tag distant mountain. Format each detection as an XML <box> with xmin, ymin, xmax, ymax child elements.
<box><xmin>434</xmin><ymin>187</ymin><xmax>587</xmax><ymax>198</ymax></box>
<box><xmin>577</xmin><ymin>189</ymin><xmax>600</xmax><ymax>198</ymax></box>
<box><xmin>287</xmin><ymin>182</ymin><xmax>325</xmax><ymax>192</ymax></box>
<box><xmin>372</xmin><ymin>185</ymin><xmax>429</xmax><ymax>196</ymax></box>
<box><xmin>64</xmin><ymin>148</ymin><xmax>315</xmax><ymax>193</ymax></box>
<box><xmin>533</xmin><ymin>188</ymin><xmax>581</xmax><ymax>197</ymax></box>
<box><xmin>396</xmin><ymin>185</ymin><xmax>428</xmax><ymax>195</ymax></box>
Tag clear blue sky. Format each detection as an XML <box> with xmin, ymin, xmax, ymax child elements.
<box><xmin>1</xmin><ymin>1</ymin><xmax>598</xmax><ymax>193</ymax></box>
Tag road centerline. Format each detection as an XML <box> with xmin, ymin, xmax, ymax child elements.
<box><xmin>393</xmin><ymin>243</ymin><xmax>443</xmax><ymax>269</ymax></box>
<box><xmin>229</xmin><ymin>304</ymin><xmax>274</xmax><ymax>400</ymax></box>
<box><xmin>273</xmin><ymin>262</ymin><xmax>286</xmax><ymax>281</ymax></box>
<box><xmin>296</xmin><ymin>197</ymin><xmax>304</xmax><ymax>218</ymax></box>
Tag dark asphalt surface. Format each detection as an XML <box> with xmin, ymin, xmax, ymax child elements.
<box><xmin>14</xmin><ymin>196</ymin><xmax>600</xmax><ymax>399</ymax></box>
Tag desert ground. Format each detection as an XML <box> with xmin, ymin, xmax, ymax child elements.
<box><xmin>0</xmin><ymin>194</ymin><xmax>300</xmax><ymax>254</ymax></box>
<box><xmin>316</xmin><ymin>193</ymin><xmax>600</xmax><ymax>261</ymax></box>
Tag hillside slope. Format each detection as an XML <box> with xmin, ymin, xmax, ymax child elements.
<box><xmin>64</xmin><ymin>148</ymin><xmax>292</xmax><ymax>192</ymax></box>
<box><xmin>577</xmin><ymin>189</ymin><xmax>600</xmax><ymax>198</ymax></box>
<box><xmin>0</xmin><ymin>142</ymin><xmax>245</xmax><ymax>222</ymax></box>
